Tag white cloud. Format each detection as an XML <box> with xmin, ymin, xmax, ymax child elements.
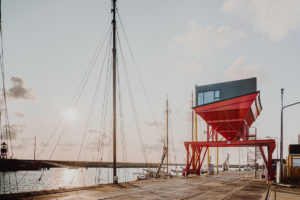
<box><xmin>171</xmin><ymin>22</ymin><xmax>246</xmax><ymax>70</ymax></box>
<box><xmin>223</xmin><ymin>56</ymin><xmax>265</xmax><ymax>82</ymax></box>
<box><xmin>172</xmin><ymin>22</ymin><xmax>246</xmax><ymax>56</ymax></box>
<box><xmin>222</xmin><ymin>0</ymin><xmax>300</xmax><ymax>41</ymax></box>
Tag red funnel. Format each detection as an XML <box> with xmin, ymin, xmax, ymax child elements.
<box><xmin>193</xmin><ymin>92</ymin><xmax>262</xmax><ymax>141</ymax></box>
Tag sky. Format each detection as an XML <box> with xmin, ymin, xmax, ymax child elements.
<box><xmin>1</xmin><ymin>0</ymin><xmax>300</xmax><ymax>166</ymax></box>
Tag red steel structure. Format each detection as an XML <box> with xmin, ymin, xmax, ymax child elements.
<box><xmin>183</xmin><ymin>91</ymin><xmax>276</xmax><ymax>180</ymax></box>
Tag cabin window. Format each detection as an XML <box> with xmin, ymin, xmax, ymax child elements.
<box><xmin>293</xmin><ymin>157</ymin><xmax>300</xmax><ymax>168</ymax></box>
<box><xmin>204</xmin><ymin>91</ymin><xmax>214</xmax><ymax>104</ymax></box>
<box><xmin>197</xmin><ymin>90</ymin><xmax>221</xmax><ymax>106</ymax></box>
<box><xmin>198</xmin><ymin>92</ymin><xmax>204</xmax><ymax>105</ymax></box>
<box><xmin>215</xmin><ymin>90</ymin><xmax>220</xmax><ymax>100</ymax></box>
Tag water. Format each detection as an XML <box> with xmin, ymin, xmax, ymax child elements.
<box><xmin>0</xmin><ymin>167</ymin><xmax>145</xmax><ymax>194</ymax></box>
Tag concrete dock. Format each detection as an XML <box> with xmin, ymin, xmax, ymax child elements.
<box><xmin>2</xmin><ymin>171</ymin><xmax>274</xmax><ymax>200</ymax></box>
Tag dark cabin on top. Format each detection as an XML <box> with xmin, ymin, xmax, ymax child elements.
<box><xmin>195</xmin><ymin>77</ymin><xmax>257</xmax><ymax>106</ymax></box>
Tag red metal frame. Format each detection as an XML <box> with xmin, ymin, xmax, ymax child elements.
<box><xmin>183</xmin><ymin>140</ymin><xmax>275</xmax><ymax>179</ymax></box>
<box><xmin>183</xmin><ymin>92</ymin><xmax>276</xmax><ymax>180</ymax></box>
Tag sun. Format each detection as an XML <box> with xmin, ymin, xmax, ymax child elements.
<box><xmin>63</xmin><ymin>109</ymin><xmax>77</xmax><ymax>121</ymax></box>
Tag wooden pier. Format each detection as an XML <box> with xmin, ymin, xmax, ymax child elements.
<box><xmin>3</xmin><ymin>171</ymin><xmax>273</xmax><ymax>200</ymax></box>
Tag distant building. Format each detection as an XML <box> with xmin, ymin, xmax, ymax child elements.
<box><xmin>195</xmin><ymin>77</ymin><xmax>257</xmax><ymax>106</ymax></box>
<box><xmin>298</xmin><ymin>134</ymin><xmax>300</xmax><ymax>144</ymax></box>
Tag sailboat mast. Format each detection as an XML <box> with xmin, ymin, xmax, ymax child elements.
<box><xmin>112</xmin><ymin>0</ymin><xmax>118</xmax><ymax>184</ymax></box>
<box><xmin>166</xmin><ymin>97</ymin><xmax>169</xmax><ymax>174</ymax></box>
<box><xmin>34</xmin><ymin>136</ymin><xmax>36</xmax><ymax>161</ymax></box>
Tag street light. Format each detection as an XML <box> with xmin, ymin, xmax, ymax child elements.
<box><xmin>280</xmin><ymin>88</ymin><xmax>300</xmax><ymax>183</ymax></box>
<box><xmin>266</xmin><ymin>136</ymin><xmax>278</xmax><ymax>159</ymax></box>
<box><xmin>250</xmin><ymin>127</ymin><xmax>257</xmax><ymax>178</ymax></box>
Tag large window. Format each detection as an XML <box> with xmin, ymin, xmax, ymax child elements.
<box><xmin>204</xmin><ymin>91</ymin><xmax>214</xmax><ymax>104</ymax></box>
<box><xmin>197</xmin><ymin>90</ymin><xmax>220</xmax><ymax>106</ymax></box>
<box><xmin>293</xmin><ymin>157</ymin><xmax>300</xmax><ymax>168</ymax></box>
<box><xmin>198</xmin><ymin>92</ymin><xmax>204</xmax><ymax>105</ymax></box>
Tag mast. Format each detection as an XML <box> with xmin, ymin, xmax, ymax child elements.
<box><xmin>166</xmin><ymin>97</ymin><xmax>169</xmax><ymax>174</ymax></box>
<box><xmin>112</xmin><ymin>0</ymin><xmax>118</xmax><ymax>184</ymax></box>
<box><xmin>34</xmin><ymin>136</ymin><xmax>36</xmax><ymax>161</ymax></box>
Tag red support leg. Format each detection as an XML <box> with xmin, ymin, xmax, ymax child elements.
<box><xmin>199</xmin><ymin>147</ymin><xmax>208</xmax><ymax>172</ymax></box>
<box><xmin>258</xmin><ymin>145</ymin><xmax>275</xmax><ymax>180</ymax></box>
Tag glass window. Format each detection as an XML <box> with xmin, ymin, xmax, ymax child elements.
<box><xmin>198</xmin><ymin>92</ymin><xmax>203</xmax><ymax>105</ymax></box>
<box><xmin>215</xmin><ymin>90</ymin><xmax>220</xmax><ymax>98</ymax></box>
<box><xmin>204</xmin><ymin>91</ymin><xmax>214</xmax><ymax>104</ymax></box>
<box><xmin>293</xmin><ymin>157</ymin><xmax>300</xmax><ymax>168</ymax></box>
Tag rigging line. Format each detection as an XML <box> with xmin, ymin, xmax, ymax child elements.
<box><xmin>40</xmin><ymin>22</ymin><xmax>113</xmax><ymax>186</ymax></box>
<box><xmin>101</xmin><ymin>69</ymin><xmax>113</xmax><ymax>167</ymax></box>
<box><xmin>79</xmin><ymin>37</ymin><xmax>112</xmax><ymax>184</ymax></box>
<box><xmin>93</xmin><ymin>38</ymin><xmax>112</xmax><ymax>184</ymax></box>
<box><xmin>71</xmin><ymin>26</ymin><xmax>110</xmax><ymax>110</ymax></box>
<box><xmin>37</xmin><ymin>120</ymin><xmax>62</xmax><ymax>158</ymax></box>
<box><xmin>116</xmin><ymin>30</ymin><xmax>148</xmax><ymax>165</ymax></box>
<box><xmin>96</xmin><ymin>34</ymin><xmax>112</xmax><ymax>162</ymax></box>
<box><xmin>16</xmin><ymin>17</ymin><xmax>113</xmax><ymax>188</ymax></box>
<box><xmin>76</xmin><ymin>27</ymin><xmax>112</xmax><ymax>162</ymax></box>
<box><xmin>38</xmin><ymin>15</ymin><xmax>112</xmax><ymax>161</ymax></box>
<box><xmin>0</xmin><ymin>1</ymin><xmax>18</xmax><ymax>192</ymax></box>
<box><xmin>70</xmin><ymin>15</ymin><xmax>112</xmax><ymax>107</ymax></box>
<box><xmin>35</xmin><ymin>123</ymin><xmax>69</xmax><ymax>186</ymax></box>
<box><xmin>96</xmin><ymin>66</ymin><xmax>111</xmax><ymax>165</ymax></box>
<box><xmin>96</xmin><ymin>94</ymin><xmax>110</xmax><ymax>166</ymax></box>
<box><xmin>117</xmin><ymin>54</ymin><xmax>129</xmax><ymax>182</ymax></box>
<box><xmin>14</xmin><ymin>10</ymin><xmax>114</xmax><ymax>196</ymax></box>
<box><xmin>48</xmin><ymin>122</ymin><xmax>69</xmax><ymax>160</ymax></box>
<box><xmin>117</xmin><ymin>65</ymin><xmax>128</xmax><ymax>163</ymax></box>
<box><xmin>116</xmin><ymin>52</ymin><xmax>127</xmax><ymax>161</ymax></box>
<box><xmin>116</xmin><ymin>9</ymin><xmax>165</xmax><ymax>146</ymax></box>
<box><xmin>0</xmin><ymin>1</ymin><xmax>13</xmax><ymax>159</ymax></box>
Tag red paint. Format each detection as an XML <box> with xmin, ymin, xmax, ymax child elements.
<box><xmin>183</xmin><ymin>92</ymin><xmax>276</xmax><ymax>180</ymax></box>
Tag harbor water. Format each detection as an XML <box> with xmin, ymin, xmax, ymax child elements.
<box><xmin>0</xmin><ymin>167</ymin><xmax>147</xmax><ymax>194</ymax></box>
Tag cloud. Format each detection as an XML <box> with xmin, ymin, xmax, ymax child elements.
<box><xmin>7</xmin><ymin>77</ymin><xmax>35</xmax><ymax>100</ymax></box>
<box><xmin>171</xmin><ymin>22</ymin><xmax>246</xmax><ymax>70</ymax></box>
<box><xmin>171</xmin><ymin>22</ymin><xmax>246</xmax><ymax>56</ymax></box>
<box><xmin>14</xmin><ymin>113</ymin><xmax>25</xmax><ymax>118</ymax></box>
<box><xmin>222</xmin><ymin>0</ymin><xmax>300</xmax><ymax>41</ymax></box>
<box><xmin>223</xmin><ymin>56</ymin><xmax>265</xmax><ymax>82</ymax></box>
<box><xmin>1</xmin><ymin>124</ymin><xmax>25</xmax><ymax>140</ymax></box>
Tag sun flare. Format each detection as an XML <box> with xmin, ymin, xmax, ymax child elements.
<box><xmin>63</xmin><ymin>109</ymin><xmax>77</xmax><ymax>121</ymax></box>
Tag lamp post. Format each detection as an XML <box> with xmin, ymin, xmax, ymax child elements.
<box><xmin>280</xmin><ymin>88</ymin><xmax>300</xmax><ymax>183</ymax></box>
<box><xmin>250</xmin><ymin>127</ymin><xmax>257</xmax><ymax>178</ymax></box>
<box><xmin>266</xmin><ymin>136</ymin><xmax>278</xmax><ymax>159</ymax></box>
